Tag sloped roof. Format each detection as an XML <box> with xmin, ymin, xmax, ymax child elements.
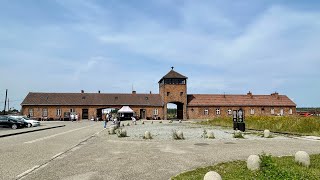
<box><xmin>118</xmin><ymin>106</ymin><xmax>134</xmax><ymax>113</ymax></box>
<box><xmin>187</xmin><ymin>94</ymin><xmax>296</xmax><ymax>107</ymax></box>
<box><xmin>159</xmin><ymin>70</ymin><xmax>187</xmax><ymax>82</ymax></box>
<box><xmin>21</xmin><ymin>92</ymin><xmax>163</xmax><ymax>106</ymax></box>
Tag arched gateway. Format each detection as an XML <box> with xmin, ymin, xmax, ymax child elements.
<box><xmin>159</xmin><ymin>67</ymin><xmax>188</xmax><ymax>120</ymax></box>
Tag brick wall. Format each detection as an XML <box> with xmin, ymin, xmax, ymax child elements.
<box><xmin>187</xmin><ymin>106</ymin><xmax>297</xmax><ymax>119</ymax></box>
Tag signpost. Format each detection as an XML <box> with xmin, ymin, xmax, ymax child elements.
<box><xmin>237</xmin><ymin>109</ymin><xmax>245</xmax><ymax>132</ymax></box>
<box><xmin>232</xmin><ymin>109</ymin><xmax>246</xmax><ymax>132</ymax></box>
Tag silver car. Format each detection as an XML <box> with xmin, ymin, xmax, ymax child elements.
<box><xmin>10</xmin><ymin>116</ymin><xmax>41</xmax><ymax>127</ymax></box>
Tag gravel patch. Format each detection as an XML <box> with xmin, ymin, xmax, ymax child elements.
<box><xmin>106</xmin><ymin>120</ymin><xmax>289</xmax><ymax>141</ymax></box>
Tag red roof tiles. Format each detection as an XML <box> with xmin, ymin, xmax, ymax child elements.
<box><xmin>187</xmin><ymin>94</ymin><xmax>296</xmax><ymax>107</ymax></box>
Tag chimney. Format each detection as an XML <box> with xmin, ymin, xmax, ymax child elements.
<box><xmin>132</xmin><ymin>91</ymin><xmax>136</xmax><ymax>94</ymax></box>
<box><xmin>150</xmin><ymin>91</ymin><xmax>152</xmax><ymax>94</ymax></box>
<box><xmin>98</xmin><ymin>90</ymin><xmax>100</xmax><ymax>94</ymax></box>
<box><xmin>247</xmin><ymin>91</ymin><xmax>253</xmax><ymax>97</ymax></box>
<box><xmin>81</xmin><ymin>90</ymin><xmax>84</xmax><ymax>93</ymax></box>
<box><xmin>271</xmin><ymin>92</ymin><xmax>279</xmax><ymax>99</ymax></box>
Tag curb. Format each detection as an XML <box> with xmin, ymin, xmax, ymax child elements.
<box><xmin>0</xmin><ymin>125</ymin><xmax>66</xmax><ymax>138</ymax></box>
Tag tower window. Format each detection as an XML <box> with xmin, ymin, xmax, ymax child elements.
<box><xmin>167</xmin><ymin>92</ymin><xmax>170</xmax><ymax>96</ymax></box>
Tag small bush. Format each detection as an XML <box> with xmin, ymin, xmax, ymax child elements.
<box><xmin>233</xmin><ymin>130</ymin><xmax>244</xmax><ymax>138</ymax></box>
<box><xmin>115</xmin><ymin>128</ymin><xmax>127</xmax><ymax>137</ymax></box>
<box><xmin>172</xmin><ymin>130</ymin><xmax>184</xmax><ymax>140</ymax></box>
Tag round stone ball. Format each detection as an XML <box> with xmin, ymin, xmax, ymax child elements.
<box><xmin>144</xmin><ymin>131</ymin><xmax>151</xmax><ymax>139</ymax></box>
<box><xmin>295</xmin><ymin>151</ymin><xmax>310</xmax><ymax>167</ymax></box>
<box><xmin>176</xmin><ymin>130</ymin><xmax>184</xmax><ymax>139</ymax></box>
<box><xmin>247</xmin><ymin>155</ymin><xmax>261</xmax><ymax>171</ymax></box>
<box><xmin>207</xmin><ymin>131</ymin><xmax>215</xmax><ymax>139</ymax></box>
<box><xmin>263</xmin><ymin>129</ymin><xmax>270</xmax><ymax>138</ymax></box>
<box><xmin>203</xmin><ymin>171</ymin><xmax>222</xmax><ymax>180</ymax></box>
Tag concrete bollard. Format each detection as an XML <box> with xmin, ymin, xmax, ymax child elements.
<box><xmin>295</xmin><ymin>151</ymin><xmax>310</xmax><ymax>167</ymax></box>
<box><xmin>203</xmin><ymin>171</ymin><xmax>222</xmax><ymax>180</ymax></box>
<box><xmin>263</xmin><ymin>129</ymin><xmax>270</xmax><ymax>138</ymax></box>
<box><xmin>247</xmin><ymin>155</ymin><xmax>261</xmax><ymax>171</ymax></box>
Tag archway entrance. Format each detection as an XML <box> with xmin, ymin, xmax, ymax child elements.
<box><xmin>167</xmin><ymin>102</ymin><xmax>183</xmax><ymax>119</ymax></box>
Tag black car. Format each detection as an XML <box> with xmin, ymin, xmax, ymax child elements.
<box><xmin>0</xmin><ymin>115</ymin><xmax>29</xmax><ymax>129</ymax></box>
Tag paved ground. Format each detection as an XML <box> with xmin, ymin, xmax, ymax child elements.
<box><xmin>1</xmin><ymin>120</ymin><xmax>320</xmax><ymax>180</ymax></box>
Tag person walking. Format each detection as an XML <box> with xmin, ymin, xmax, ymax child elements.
<box><xmin>70</xmin><ymin>113</ymin><xmax>74</xmax><ymax>122</ymax></box>
<box><xmin>104</xmin><ymin>113</ymin><xmax>109</xmax><ymax>129</ymax></box>
<box><xmin>75</xmin><ymin>113</ymin><xmax>79</xmax><ymax>122</ymax></box>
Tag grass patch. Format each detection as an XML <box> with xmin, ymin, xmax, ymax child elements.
<box><xmin>172</xmin><ymin>154</ymin><xmax>320</xmax><ymax>180</ymax></box>
<box><xmin>199</xmin><ymin>116</ymin><xmax>320</xmax><ymax>136</ymax></box>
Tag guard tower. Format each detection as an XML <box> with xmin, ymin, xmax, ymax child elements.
<box><xmin>159</xmin><ymin>67</ymin><xmax>188</xmax><ymax>120</ymax></box>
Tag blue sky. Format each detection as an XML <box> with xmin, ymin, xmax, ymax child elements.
<box><xmin>1</xmin><ymin>0</ymin><xmax>320</xmax><ymax>109</ymax></box>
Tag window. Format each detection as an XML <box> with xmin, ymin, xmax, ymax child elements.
<box><xmin>153</xmin><ymin>109</ymin><xmax>158</xmax><ymax>115</ymax></box>
<box><xmin>167</xmin><ymin>92</ymin><xmax>170</xmax><ymax>96</ymax></box>
<box><xmin>28</xmin><ymin>108</ymin><xmax>34</xmax><ymax>116</ymax></box>
<box><xmin>250</xmin><ymin>108</ymin><xmax>255</xmax><ymax>115</ymax></box>
<box><xmin>289</xmin><ymin>108</ymin><xmax>293</xmax><ymax>115</ymax></box>
<box><xmin>204</xmin><ymin>109</ymin><xmax>209</xmax><ymax>115</ymax></box>
<box><xmin>56</xmin><ymin>108</ymin><xmax>61</xmax><ymax>116</ymax></box>
<box><xmin>271</xmin><ymin>108</ymin><xmax>275</xmax><ymax>115</ymax></box>
<box><xmin>180</xmin><ymin>92</ymin><xmax>183</xmax><ymax>96</ymax></box>
<box><xmin>227</xmin><ymin>109</ymin><xmax>232</xmax><ymax>115</ymax></box>
<box><xmin>216</xmin><ymin>108</ymin><xmax>220</xmax><ymax>115</ymax></box>
<box><xmin>42</xmin><ymin>108</ymin><xmax>48</xmax><ymax>117</ymax></box>
<box><xmin>70</xmin><ymin>108</ymin><xmax>74</xmax><ymax>113</ymax></box>
<box><xmin>280</xmin><ymin>109</ymin><xmax>284</xmax><ymax>116</ymax></box>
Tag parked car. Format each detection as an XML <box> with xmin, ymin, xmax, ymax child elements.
<box><xmin>0</xmin><ymin>115</ymin><xmax>29</xmax><ymax>129</ymax></box>
<box><xmin>10</xmin><ymin>116</ymin><xmax>41</xmax><ymax>127</ymax></box>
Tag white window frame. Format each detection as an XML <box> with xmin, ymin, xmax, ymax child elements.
<box><xmin>56</xmin><ymin>108</ymin><xmax>61</xmax><ymax>116</ymax></box>
<box><xmin>28</xmin><ymin>108</ymin><xmax>34</xmax><ymax>117</ymax></box>
<box><xmin>153</xmin><ymin>109</ymin><xmax>158</xmax><ymax>115</ymax></box>
<box><xmin>70</xmin><ymin>108</ymin><xmax>74</xmax><ymax>113</ymax></box>
<box><xmin>280</xmin><ymin>108</ymin><xmax>284</xmax><ymax>116</ymax></box>
<box><xmin>216</xmin><ymin>108</ymin><xmax>221</xmax><ymax>115</ymax></box>
<box><xmin>271</xmin><ymin>108</ymin><xmax>275</xmax><ymax>115</ymax></box>
<box><xmin>289</xmin><ymin>108</ymin><xmax>293</xmax><ymax>115</ymax></box>
<box><xmin>204</xmin><ymin>109</ymin><xmax>209</xmax><ymax>115</ymax></box>
<box><xmin>42</xmin><ymin>108</ymin><xmax>48</xmax><ymax>117</ymax></box>
<box><xmin>227</xmin><ymin>109</ymin><xmax>232</xmax><ymax>115</ymax></box>
<box><xmin>250</xmin><ymin>108</ymin><xmax>255</xmax><ymax>115</ymax></box>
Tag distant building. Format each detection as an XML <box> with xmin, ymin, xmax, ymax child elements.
<box><xmin>21</xmin><ymin>68</ymin><xmax>296</xmax><ymax>120</ymax></box>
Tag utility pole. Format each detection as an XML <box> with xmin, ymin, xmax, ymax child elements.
<box><xmin>8</xmin><ymin>98</ymin><xmax>10</xmax><ymax>113</ymax></box>
<box><xmin>3</xmin><ymin>89</ymin><xmax>7</xmax><ymax>115</ymax></box>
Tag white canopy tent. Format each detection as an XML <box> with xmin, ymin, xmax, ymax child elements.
<box><xmin>118</xmin><ymin>106</ymin><xmax>135</xmax><ymax>120</ymax></box>
<box><xmin>118</xmin><ymin>106</ymin><xmax>134</xmax><ymax>113</ymax></box>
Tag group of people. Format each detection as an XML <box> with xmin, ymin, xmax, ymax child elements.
<box><xmin>70</xmin><ymin>113</ymin><xmax>79</xmax><ymax>122</ymax></box>
<box><xmin>103</xmin><ymin>113</ymin><xmax>137</xmax><ymax>128</ymax></box>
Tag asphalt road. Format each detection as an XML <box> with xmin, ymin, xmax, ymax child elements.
<box><xmin>1</xmin><ymin>121</ymin><xmax>320</xmax><ymax>180</ymax></box>
<box><xmin>0</xmin><ymin>121</ymin><xmax>103</xmax><ymax>180</ymax></box>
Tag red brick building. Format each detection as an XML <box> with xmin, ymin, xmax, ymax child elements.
<box><xmin>21</xmin><ymin>68</ymin><xmax>296</xmax><ymax>120</ymax></box>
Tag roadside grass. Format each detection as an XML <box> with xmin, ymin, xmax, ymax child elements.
<box><xmin>199</xmin><ymin>116</ymin><xmax>320</xmax><ymax>136</ymax></box>
<box><xmin>172</xmin><ymin>154</ymin><xmax>320</xmax><ymax>180</ymax></box>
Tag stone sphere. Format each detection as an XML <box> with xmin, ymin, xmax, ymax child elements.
<box><xmin>295</xmin><ymin>151</ymin><xmax>310</xmax><ymax>167</ymax></box>
<box><xmin>247</xmin><ymin>155</ymin><xmax>261</xmax><ymax>171</ymax></box>
<box><xmin>203</xmin><ymin>171</ymin><xmax>222</xmax><ymax>180</ymax></box>
<box><xmin>144</xmin><ymin>131</ymin><xmax>151</xmax><ymax>139</ymax></box>
<box><xmin>176</xmin><ymin>130</ymin><xmax>184</xmax><ymax>139</ymax></box>
<box><xmin>207</xmin><ymin>131</ymin><xmax>215</xmax><ymax>139</ymax></box>
<box><xmin>263</xmin><ymin>129</ymin><xmax>270</xmax><ymax>138</ymax></box>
